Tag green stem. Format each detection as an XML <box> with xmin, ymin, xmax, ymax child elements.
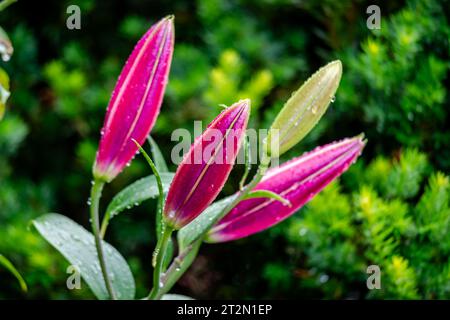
<box><xmin>148</xmin><ymin>224</ymin><xmax>173</xmax><ymax>299</ymax></box>
<box><xmin>154</xmin><ymin>240</ymin><xmax>201</xmax><ymax>300</ymax></box>
<box><xmin>99</xmin><ymin>211</ymin><xmax>109</xmax><ymax>239</ymax></box>
<box><xmin>90</xmin><ymin>179</ymin><xmax>117</xmax><ymax>300</ymax></box>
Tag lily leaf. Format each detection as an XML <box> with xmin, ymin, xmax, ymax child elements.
<box><xmin>148</xmin><ymin>135</ymin><xmax>169</xmax><ymax>172</ymax></box>
<box><xmin>33</xmin><ymin>213</ymin><xmax>135</xmax><ymax>300</ymax></box>
<box><xmin>0</xmin><ymin>68</ymin><xmax>10</xmax><ymax>120</ymax></box>
<box><xmin>0</xmin><ymin>254</ymin><xmax>27</xmax><ymax>292</ymax></box>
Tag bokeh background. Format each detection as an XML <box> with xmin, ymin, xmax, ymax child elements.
<box><xmin>0</xmin><ymin>0</ymin><xmax>449</xmax><ymax>299</ymax></box>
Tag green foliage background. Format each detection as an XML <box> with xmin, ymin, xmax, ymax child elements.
<box><xmin>0</xmin><ymin>0</ymin><xmax>449</xmax><ymax>299</ymax></box>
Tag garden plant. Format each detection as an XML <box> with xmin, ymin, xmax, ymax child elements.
<box><xmin>0</xmin><ymin>0</ymin><xmax>448</xmax><ymax>300</ymax></box>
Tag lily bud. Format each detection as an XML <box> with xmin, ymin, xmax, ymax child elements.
<box><xmin>93</xmin><ymin>16</ymin><xmax>174</xmax><ymax>182</ymax></box>
<box><xmin>164</xmin><ymin>100</ymin><xmax>250</xmax><ymax>229</ymax></box>
<box><xmin>207</xmin><ymin>135</ymin><xmax>365</xmax><ymax>243</ymax></box>
<box><xmin>267</xmin><ymin>60</ymin><xmax>342</xmax><ymax>158</ymax></box>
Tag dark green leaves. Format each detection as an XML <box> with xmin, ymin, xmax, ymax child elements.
<box><xmin>33</xmin><ymin>213</ymin><xmax>135</xmax><ymax>300</ymax></box>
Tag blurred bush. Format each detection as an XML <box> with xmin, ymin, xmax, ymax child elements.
<box><xmin>328</xmin><ymin>0</ymin><xmax>450</xmax><ymax>169</ymax></box>
<box><xmin>283</xmin><ymin>149</ymin><xmax>449</xmax><ymax>299</ymax></box>
<box><xmin>0</xmin><ymin>0</ymin><xmax>448</xmax><ymax>299</ymax></box>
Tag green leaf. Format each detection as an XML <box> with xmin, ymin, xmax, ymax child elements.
<box><xmin>105</xmin><ymin>172</ymin><xmax>174</xmax><ymax>221</ymax></box>
<box><xmin>239</xmin><ymin>135</ymin><xmax>252</xmax><ymax>190</ymax></box>
<box><xmin>0</xmin><ymin>0</ymin><xmax>17</xmax><ymax>12</ymax></box>
<box><xmin>148</xmin><ymin>136</ymin><xmax>169</xmax><ymax>172</ymax></box>
<box><xmin>161</xmin><ymin>294</ymin><xmax>194</xmax><ymax>300</ymax></box>
<box><xmin>132</xmin><ymin>138</ymin><xmax>166</xmax><ymax>237</ymax></box>
<box><xmin>0</xmin><ymin>254</ymin><xmax>27</xmax><ymax>292</ymax></box>
<box><xmin>33</xmin><ymin>213</ymin><xmax>135</xmax><ymax>300</ymax></box>
<box><xmin>178</xmin><ymin>194</ymin><xmax>239</xmax><ymax>249</ymax></box>
<box><xmin>244</xmin><ymin>189</ymin><xmax>291</xmax><ymax>207</ymax></box>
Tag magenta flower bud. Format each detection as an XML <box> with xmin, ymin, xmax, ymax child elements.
<box><xmin>93</xmin><ymin>16</ymin><xmax>174</xmax><ymax>182</ymax></box>
<box><xmin>164</xmin><ymin>100</ymin><xmax>250</xmax><ymax>229</ymax></box>
<box><xmin>207</xmin><ymin>135</ymin><xmax>366</xmax><ymax>242</ymax></box>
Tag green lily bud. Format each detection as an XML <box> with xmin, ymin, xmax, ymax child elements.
<box><xmin>266</xmin><ymin>60</ymin><xmax>342</xmax><ymax>158</ymax></box>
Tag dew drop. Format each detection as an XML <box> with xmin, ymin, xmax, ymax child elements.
<box><xmin>407</xmin><ymin>112</ymin><xmax>414</xmax><ymax>121</ymax></box>
<box><xmin>319</xmin><ymin>274</ymin><xmax>329</xmax><ymax>283</ymax></box>
<box><xmin>299</xmin><ymin>227</ymin><xmax>308</xmax><ymax>237</ymax></box>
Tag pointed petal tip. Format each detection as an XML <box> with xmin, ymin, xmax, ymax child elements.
<box><xmin>353</xmin><ymin>132</ymin><xmax>367</xmax><ymax>148</ymax></box>
<box><xmin>227</xmin><ymin>98</ymin><xmax>251</xmax><ymax>113</ymax></box>
<box><xmin>237</xmin><ymin>98</ymin><xmax>251</xmax><ymax>112</ymax></box>
<box><xmin>328</xmin><ymin>59</ymin><xmax>342</xmax><ymax>70</ymax></box>
<box><xmin>326</xmin><ymin>60</ymin><xmax>342</xmax><ymax>77</ymax></box>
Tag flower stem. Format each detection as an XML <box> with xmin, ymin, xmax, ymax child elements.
<box><xmin>153</xmin><ymin>240</ymin><xmax>201</xmax><ymax>300</ymax></box>
<box><xmin>90</xmin><ymin>179</ymin><xmax>117</xmax><ymax>300</ymax></box>
<box><xmin>148</xmin><ymin>224</ymin><xmax>173</xmax><ymax>299</ymax></box>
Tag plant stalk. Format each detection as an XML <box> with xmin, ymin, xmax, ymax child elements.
<box><xmin>148</xmin><ymin>224</ymin><xmax>173</xmax><ymax>299</ymax></box>
<box><xmin>90</xmin><ymin>179</ymin><xmax>117</xmax><ymax>300</ymax></box>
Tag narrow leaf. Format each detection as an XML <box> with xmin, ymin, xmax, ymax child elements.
<box><xmin>33</xmin><ymin>213</ymin><xmax>135</xmax><ymax>300</ymax></box>
<box><xmin>132</xmin><ymin>138</ymin><xmax>165</xmax><ymax>229</ymax></box>
<box><xmin>105</xmin><ymin>173</ymin><xmax>174</xmax><ymax>221</ymax></box>
<box><xmin>148</xmin><ymin>135</ymin><xmax>169</xmax><ymax>172</ymax></box>
<box><xmin>244</xmin><ymin>189</ymin><xmax>291</xmax><ymax>207</ymax></box>
<box><xmin>0</xmin><ymin>68</ymin><xmax>10</xmax><ymax>120</ymax></box>
<box><xmin>0</xmin><ymin>254</ymin><xmax>27</xmax><ymax>292</ymax></box>
<box><xmin>178</xmin><ymin>194</ymin><xmax>239</xmax><ymax>249</ymax></box>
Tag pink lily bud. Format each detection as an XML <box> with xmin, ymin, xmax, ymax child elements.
<box><xmin>93</xmin><ymin>16</ymin><xmax>174</xmax><ymax>182</ymax></box>
<box><xmin>164</xmin><ymin>100</ymin><xmax>250</xmax><ymax>229</ymax></box>
<box><xmin>207</xmin><ymin>135</ymin><xmax>366</xmax><ymax>242</ymax></box>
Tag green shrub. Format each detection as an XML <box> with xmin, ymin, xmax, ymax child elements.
<box><xmin>279</xmin><ymin>149</ymin><xmax>449</xmax><ymax>299</ymax></box>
